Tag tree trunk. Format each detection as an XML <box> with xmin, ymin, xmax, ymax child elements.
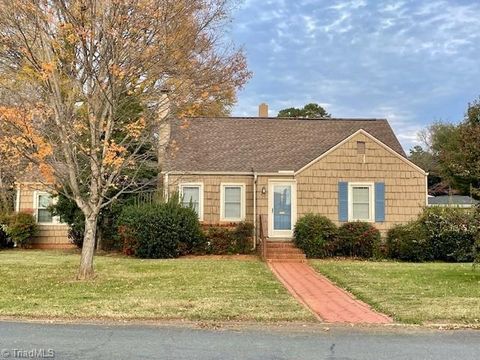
<box><xmin>77</xmin><ymin>215</ymin><xmax>98</xmax><ymax>280</ymax></box>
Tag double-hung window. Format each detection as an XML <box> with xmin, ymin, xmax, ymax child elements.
<box><xmin>34</xmin><ymin>192</ymin><xmax>59</xmax><ymax>224</ymax></box>
<box><xmin>348</xmin><ymin>183</ymin><xmax>374</xmax><ymax>222</ymax></box>
<box><xmin>179</xmin><ymin>183</ymin><xmax>203</xmax><ymax>220</ymax></box>
<box><xmin>220</xmin><ymin>184</ymin><xmax>245</xmax><ymax>221</ymax></box>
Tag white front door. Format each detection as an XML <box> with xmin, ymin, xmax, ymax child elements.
<box><xmin>268</xmin><ymin>181</ymin><xmax>297</xmax><ymax>238</ymax></box>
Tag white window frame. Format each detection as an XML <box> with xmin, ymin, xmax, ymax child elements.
<box><xmin>348</xmin><ymin>182</ymin><xmax>375</xmax><ymax>222</ymax></box>
<box><xmin>220</xmin><ymin>183</ymin><xmax>246</xmax><ymax>222</ymax></box>
<box><xmin>33</xmin><ymin>191</ymin><xmax>62</xmax><ymax>225</ymax></box>
<box><xmin>179</xmin><ymin>183</ymin><xmax>204</xmax><ymax>221</ymax></box>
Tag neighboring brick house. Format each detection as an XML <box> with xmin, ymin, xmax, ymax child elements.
<box><xmin>163</xmin><ymin>110</ymin><xmax>427</xmax><ymax>243</ymax></box>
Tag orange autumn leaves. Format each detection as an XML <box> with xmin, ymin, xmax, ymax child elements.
<box><xmin>103</xmin><ymin>141</ymin><xmax>127</xmax><ymax>169</ymax></box>
<box><xmin>0</xmin><ymin>107</ymin><xmax>52</xmax><ymax>158</ymax></box>
<box><xmin>0</xmin><ymin>106</ymin><xmax>54</xmax><ymax>182</ymax></box>
<box><xmin>0</xmin><ymin>105</ymin><xmax>144</xmax><ymax>179</ymax></box>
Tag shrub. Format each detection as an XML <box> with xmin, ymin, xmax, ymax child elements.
<box><xmin>475</xmin><ymin>206</ymin><xmax>480</xmax><ymax>265</ymax></box>
<box><xmin>231</xmin><ymin>222</ymin><xmax>254</xmax><ymax>254</ymax></box>
<box><xmin>0</xmin><ymin>213</ymin><xmax>12</xmax><ymax>248</ymax></box>
<box><xmin>336</xmin><ymin>222</ymin><xmax>380</xmax><ymax>258</ymax></box>
<box><xmin>203</xmin><ymin>222</ymin><xmax>254</xmax><ymax>255</ymax></box>
<box><xmin>51</xmin><ymin>194</ymin><xmax>126</xmax><ymax>250</ymax></box>
<box><xmin>474</xmin><ymin>235</ymin><xmax>480</xmax><ymax>266</ymax></box>
<box><xmin>420</xmin><ymin>207</ymin><xmax>479</xmax><ymax>262</ymax></box>
<box><xmin>386</xmin><ymin>207</ymin><xmax>480</xmax><ymax>263</ymax></box>
<box><xmin>0</xmin><ymin>225</ymin><xmax>10</xmax><ymax>248</ymax></box>
<box><xmin>386</xmin><ymin>221</ymin><xmax>432</xmax><ymax>262</ymax></box>
<box><xmin>293</xmin><ymin>214</ymin><xmax>337</xmax><ymax>258</ymax></box>
<box><xmin>97</xmin><ymin>201</ymin><xmax>125</xmax><ymax>251</ymax></box>
<box><xmin>204</xmin><ymin>227</ymin><xmax>233</xmax><ymax>255</ymax></box>
<box><xmin>5</xmin><ymin>212</ymin><xmax>37</xmax><ymax>248</ymax></box>
<box><xmin>118</xmin><ymin>197</ymin><xmax>204</xmax><ymax>258</ymax></box>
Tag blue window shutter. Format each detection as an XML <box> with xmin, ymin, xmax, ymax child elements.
<box><xmin>338</xmin><ymin>182</ymin><xmax>348</xmax><ymax>222</ymax></box>
<box><xmin>375</xmin><ymin>182</ymin><xmax>385</xmax><ymax>222</ymax></box>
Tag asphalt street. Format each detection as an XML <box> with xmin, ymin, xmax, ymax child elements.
<box><xmin>0</xmin><ymin>321</ymin><xmax>478</xmax><ymax>359</ymax></box>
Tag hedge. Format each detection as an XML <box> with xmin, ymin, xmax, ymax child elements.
<box><xmin>293</xmin><ymin>214</ymin><xmax>337</xmax><ymax>258</ymax></box>
<box><xmin>118</xmin><ymin>197</ymin><xmax>204</xmax><ymax>258</ymax></box>
<box><xmin>0</xmin><ymin>212</ymin><xmax>37</xmax><ymax>248</ymax></box>
<box><xmin>336</xmin><ymin>221</ymin><xmax>381</xmax><ymax>258</ymax></box>
<box><xmin>202</xmin><ymin>222</ymin><xmax>254</xmax><ymax>255</ymax></box>
<box><xmin>386</xmin><ymin>207</ymin><xmax>480</xmax><ymax>262</ymax></box>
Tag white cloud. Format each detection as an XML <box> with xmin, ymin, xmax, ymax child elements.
<box><xmin>328</xmin><ymin>0</ymin><xmax>367</xmax><ymax>11</ymax></box>
<box><xmin>230</xmin><ymin>0</ymin><xmax>480</xmax><ymax>150</ymax></box>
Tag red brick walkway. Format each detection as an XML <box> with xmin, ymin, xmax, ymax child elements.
<box><xmin>269</xmin><ymin>262</ymin><xmax>392</xmax><ymax>324</ymax></box>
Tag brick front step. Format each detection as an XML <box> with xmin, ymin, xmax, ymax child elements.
<box><xmin>267</xmin><ymin>248</ymin><xmax>304</xmax><ymax>254</ymax></box>
<box><xmin>266</xmin><ymin>242</ymin><xmax>297</xmax><ymax>248</ymax></box>
<box><xmin>265</xmin><ymin>240</ymin><xmax>306</xmax><ymax>262</ymax></box>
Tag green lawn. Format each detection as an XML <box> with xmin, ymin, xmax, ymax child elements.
<box><xmin>311</xmin><ymin>260</ymin><xmax>480</xmax><ymax>325</ymax></box>
<box><xmin>0</xmin><ymin>250</ymin><xmax>312</xmax><ymax>322</ymax></box>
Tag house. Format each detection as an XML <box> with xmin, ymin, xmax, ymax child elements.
<box><xmin>15</xmin><ymin>181</ymin><xmax>72</xmax><ymax>249</ymax></box>
<box><xmin>14</xmin><ymin>104</ymin><xmax>427</xmax><ymax>249</ymax></box>
<box><xmin>428</xmin><ymin>195</ymin><xmax>479</xmax><ymax>208</ymax></box>
<box><xmin>163</xmin><ymin>105</ymin><xmax>428</xmax><ymax>244</ymax></box>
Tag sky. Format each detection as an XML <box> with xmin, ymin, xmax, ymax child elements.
<box><xmin>228</xmin><ymin>0</ymin><xmax>480</xmax><ymax>151</ymax></box>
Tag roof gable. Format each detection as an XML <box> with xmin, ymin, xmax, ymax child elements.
<box><xmin>295</xmin><ymin>129</ymin><xmax>427</xmax><ymax>176</ymax></box>
<box><xmin>164</xmin><ymin>117</ymin><xmax>408</xmax><ymax>173</ymax></box>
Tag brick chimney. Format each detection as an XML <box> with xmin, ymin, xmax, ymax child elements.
<box><xmin>258</xmin><ymin>103</ymin><xmax>269</xmax><ymax>117</ymax></box>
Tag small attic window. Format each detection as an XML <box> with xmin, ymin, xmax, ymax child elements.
<box><xmin>357</xmin><ymin>141</ymin><xmax>366</xmax><ymax>155</ymax></box>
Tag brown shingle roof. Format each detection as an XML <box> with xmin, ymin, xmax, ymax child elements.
<box><xmin>164</xmin><ymin>117</ymin><xmax>406</xmax><ymax>173</ymax></box>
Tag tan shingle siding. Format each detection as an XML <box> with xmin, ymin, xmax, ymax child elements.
<box><xmin>168</xmin><ymin>174</ymin><xmax>255</xmax><ymax>224</ymax></box>
<box><xmin>34</xmin><ymin>225</ymin><xmax>70</xmax><ymax>245</ymax></box>
<box><xmin>296</xmin><ymin>133</ymin><xmax>426</xmax><ymax>233</ymax></box>
<box><xmin>17</xmin><ymin>183</ymin><xmax>71</xmax><ymax>247</ymax></box>
<box><xmin>166</xmin><ymin>134</ymin><xmax>425</xmax><ymax>233</ymax></box>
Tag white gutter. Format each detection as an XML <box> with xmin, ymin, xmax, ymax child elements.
<box><xmin>162</xmin><ymin>170</ymin><xmax>296</xmax><ymax>176</ymax></box>
<box><xmin>163</xmin><ymin>172</ymin><xmax>170</xmax><ymax>201</ymax></box>
<box><xmin>425</xmin><ymin>172</ymin><xmax>429</xmax><ymax>207</ymax></box>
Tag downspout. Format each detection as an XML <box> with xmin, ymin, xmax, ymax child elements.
<box><xmin>425</xmin><ymin>172</ymin><xmax>429</xmax><ymax>207</ymax></box>
<box><xmin>15</xmin><ymin>183</ymin><xmax>20</xmax><ymax>212</ymax></box>
<box><xmin>163</xmin><ymin>172</ymin><xmax>170</xmax><ymax>201</ymax></box>
<box><xmin>252</xmin><ymin>171</ymin><xmax>258</xmax><ymax>250</ymax></box>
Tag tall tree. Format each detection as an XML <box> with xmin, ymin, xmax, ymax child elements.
<box><xmin>420</xmin><ymin>99</ymin><xmax>480</xmax><ymax>198</ymax></box>
<box><xmin>0</xmin><ymin>0</ymin><xmax>250</xmax><ymax>279</ymax></box>
<box><xmin>454</xmin><ymin>98</ymin><xmax>480</xmax><ymax>197</ymax></box>
<box><xmin>277</xmin><ymin>103</ymin><xmax>331</xmax><ymax>118</ymax></box>
<box><xmin>408</xmin><ymin>145</ymin><xmax>442</xmax><ymax>191</ymax></box>
<box><xmin>0</xmin><ymin>130</ymin><xmax>23</xmax><ymax>213</ymax></box>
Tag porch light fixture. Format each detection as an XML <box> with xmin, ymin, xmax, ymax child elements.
<box><xmin>261</xmin><ymin>186</ymin><xmax>266</xmax><ymax>195</ymax></box>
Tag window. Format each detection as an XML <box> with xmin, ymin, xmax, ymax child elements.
<box><xmin>220</xmin><ymin>184</ymin><xmax>245</xmax><ymax>221</ymax></box>
<box><xmin>348</xmin><ymin>183</ymin><xmax>374</xmax><ymax>222</ymax></box>
<box><xmin>179</xmin><ymin>183</ymin><xmax>203</xmax><ymax>220</ymax></box>
<box><xmin>34</xmin><ymin>192</ymin><xmax>56</xmax><ymax>224</ymax></box>
<box><xmin>357</xmin><ymin>141</ymin><xmax>366</xmax><ymax>154</ymax></box>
